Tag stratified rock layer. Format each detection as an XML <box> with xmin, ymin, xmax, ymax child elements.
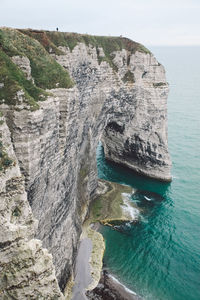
<box><xmin>101</xmin><ymin>51</ymin><xmax>171</xmax><ymax>181</ymax></box>
<box><xmin>0</xmin><ymin>121</ymin><xmax>63</xmax><ymax>299</ymax></box>
<box><xmin>0</xmin><ymin>28</ymin><xmax>171</xmax><ymax>297</ymax></box>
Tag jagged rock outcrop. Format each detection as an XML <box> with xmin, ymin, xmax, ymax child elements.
<box><xmin>11</xmin><ymin>56</ymin><xmax>34</xmax><ymax>82</ymax></box>
<box><xmin>0</xmin><ymin>28</ymin><xmax>171</xmax><ymax>297</ymax></box>
<box><xmin>52</xmin><ymin>42</ymin><xmax>171</xmax><ymax>182</ymax></box>
<box><xmin>0</xmin><ymin>120</ymin><xmax>63</xmax><ymax>299</ymax></box>
<box><xmin>102</xmin><ymin>51</ymin><xmax>171</xmax><ymax>181</ymax></box>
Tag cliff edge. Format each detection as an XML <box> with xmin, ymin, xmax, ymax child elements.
<box><xmin>0</xmin><ymin>28</ymin><xmax>171</xmax><ymax>298</ymax></box>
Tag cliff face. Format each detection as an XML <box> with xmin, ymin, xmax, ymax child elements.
<box><xmin>0</xmin><ymin>120</ymin><xmax>63</xmax><ymax>299</ymax></box>
<box><xmin>102</xmin><ymin>51</ymin><xmax>171</xmax><ymax>181</ymax></box>
<box><xmin>0</xmin><ymin>28</ymin><xmax>171</xmax><ymax>297</ymax></box>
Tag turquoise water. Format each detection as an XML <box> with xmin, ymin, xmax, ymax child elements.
<box><xmin>96</xmin><ymin>47</ymin><xmax>200</xmax><ymax>300</ymax></box>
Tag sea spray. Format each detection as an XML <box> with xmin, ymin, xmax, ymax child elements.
<box><xmin>121</xmin><ymin>192</ymin><xmax>140</xmax><ymax>220</ymax></box>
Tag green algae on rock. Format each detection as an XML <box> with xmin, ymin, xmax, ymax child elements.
<box><xmin>88</xmin><ymin>179</ymin><xmax>139</xmax><ymax>226</ymax></box>
<box><xmin>79</xmin><ymin>179</ymin><xmax>140</xmax><ymax>295</ymax></box>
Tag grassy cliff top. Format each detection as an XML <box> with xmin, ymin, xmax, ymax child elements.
<box><xmin>19</xmin><ymin>29</ymin><xmax>151</xmax><ymax>72</ymax></box>
<box><xmin>19</xmin><ymin>29</ymin><xmax>151</xmax><ymax>55</ymax></box>
<box><xmin>0</xmin><ymin>27</ymin><xmax>74</xmax><ymax>110</ymax></box>
<box><xmin>0</xmin><ymin>27</ymin><xmax>150</xmax><ymax>109</ymax></box>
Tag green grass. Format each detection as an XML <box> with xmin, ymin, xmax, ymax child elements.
<box><xmin>19</xmin><ymin>29</ymin><xmax>64</xmax><ymax>55</ymax></box>
<box><xmin>46</xmin><ymin>32</ymin><xmax>151</xmax><ymax>71</ymax></box>
<box><xmin>0</xmin><ymin>28</ymin><xmax>74</xmax><ymax>109</ymax></box>
<box><xmin>0</xmin><ymin>28</ymin><xmax>74</xmax><ymax>89</ymax></box>
<box><xmin>21</xmin><ymin>30</ymin><xmax>151</xmax><ymax>72</ymax></box>
<box><xmin>43</xmin><ymin>32</ymin><xmax>150</xmax><ymax>54</ymax></box>
<box><xmin>0</xmin><ymin>49</ymin><xmax>44</xmax><ymax>110</ymax></box>
<box><xmin>0</xmin><ymin>28</ymin><xmax>151</xmax><ymax>108</ymax></box>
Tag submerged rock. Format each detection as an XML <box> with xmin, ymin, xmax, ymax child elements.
<box><xmin>88</xmin><ymin>179</ymin><xmax>140</xmax><ymax>226</ymax></box>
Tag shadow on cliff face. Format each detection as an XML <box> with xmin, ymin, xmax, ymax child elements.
<box><xmin>96</xmin><ymin>142</ymin><xmax>173</xmax><ymax>230</ymax></box>
<box><xmin>97</xmin><ymin>142</ymin><xmax>171</xmax><ymax>197</ymax></box>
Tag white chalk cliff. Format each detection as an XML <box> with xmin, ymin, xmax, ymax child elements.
<box><xmin>0</xmin><ymin>28</ymin><xmax>171</xmax><ymax>298</ymax></box>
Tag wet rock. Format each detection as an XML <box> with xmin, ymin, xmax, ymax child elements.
<box><xmin>86</xmin><ymin>270</ymin><xmax>142</xmax><ymax>300</ymax></box>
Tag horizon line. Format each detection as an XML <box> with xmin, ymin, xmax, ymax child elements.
<box><xmin>147</xmin><ymin>44</ymin><xmax>200</xmax><ymax>47</ymax></box>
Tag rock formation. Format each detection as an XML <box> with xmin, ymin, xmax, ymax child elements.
<box><xmin>0</xmin><ymin>119</ymin><xmax>63</xmax><ymax>299</ymax></box>
<box><xmin>0</xmin><ymin>28</ymin><xmax>171</xmax><ymax>298</ymax></box>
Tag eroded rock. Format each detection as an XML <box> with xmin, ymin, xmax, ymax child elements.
<box><xmin>0</xmin><ymin>121</ymin><xmax>63</xmax><ymax>299</ymax></box>
<box><xmin>0</xmin><ymin>31</ymin><xmax>171</xmax><ymax>297</ymax></box>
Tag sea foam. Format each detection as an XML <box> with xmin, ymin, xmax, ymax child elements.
<box><xmin>121</xmin><ymin>192</ymin><xmax>140</xmax><ymax>220</ymax></box>
<box><xmin>109</xmin><ymin>274</ymin><xmax>137</xmax><ymax>296</ymax></box>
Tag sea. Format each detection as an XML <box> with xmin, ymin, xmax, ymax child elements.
<box><xmin>96</xmin><ymin>46</ymin><xmax>200</xmax><ymax>300</ymax></box>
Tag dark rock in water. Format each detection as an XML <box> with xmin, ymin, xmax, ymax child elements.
<box><xmin>132</xmin><ymin>190</ymin><xmax>164</xmax><ymax>206</ymax></box>
<box><xmin>141</xmin><ymin>190</ymin><xmax>163</xmax><ymax>201</ymax></box>
<box><xmin>86</xmin><ymin>270</ymin><xmax>142</xmax><ymax>300</ymax></box>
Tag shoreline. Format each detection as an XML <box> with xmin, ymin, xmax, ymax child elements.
<box><xmin>70</xmin><ymin>223</ymin><xmax>105</xmax><ymax>300</ymax></box>
<box><xmin>71</xmin><ymin>179</ymin><xmax>142</xmax><ymax>300</ymax></box>
<box><xmin>86</xmin><ymin>269</ymin><xmax>142</xmax><ymax>300</ymax></box>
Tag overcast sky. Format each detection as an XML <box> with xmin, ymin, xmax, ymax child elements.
<box><xmin>1</xmin><ymin>0</ymin><xmax>200</xmax><ymax>46</ymax></box>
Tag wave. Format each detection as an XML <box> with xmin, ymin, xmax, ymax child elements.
<box><xmin>121</xmin><ymin>193</ymin><xmax>140</xmax><ymax>220</ymax></box>
<box><xmin>108</xmin><ymin>274</ymin><xmax>138</xmax><ymax>296</ymax></box>
<box><xmin>144</xmin><ymin>196</ymin><xmax>152</xmax><ymax>201</ymax></box>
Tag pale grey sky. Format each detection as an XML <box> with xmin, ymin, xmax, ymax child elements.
<box><xmin>1</xmin><ymin>0</ymin><xmax>200</xmax><ymax>46</ymax></box>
